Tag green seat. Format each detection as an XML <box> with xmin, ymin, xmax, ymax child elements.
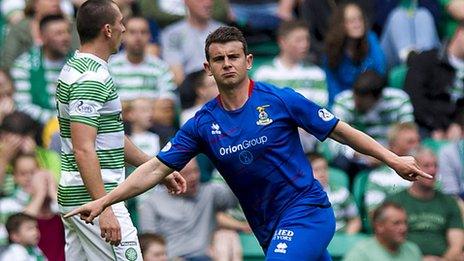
<box><xmin>422</xmin><ymin>138</ymin><xmax>450</xmax><ymax>154</ymax></box>
<box><xmin>240</xmin><ymin>233</ymin><xmax>265</xmax><ymax>261</ymax></box>
<box><xmin>352</xmin><ymin>171</ymin><xmax>371</xmax><ymax>233</ymax></box>
<box><xmin>328</xmin><ymin>233</ymin><xmax>369</xmax><ymax>260</ymax></box>
<box><xmin>388</xmin><ymin>64</ymin><xmax>408</xmax><ymax>89</ymax></box>
<box><xmin>329</xmin><ymin>167</ymin><xmax>349</xmax><ymax>188</ymax></box>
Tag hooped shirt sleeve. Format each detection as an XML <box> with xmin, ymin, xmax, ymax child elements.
<box><xmin>280</xmin><ymin>87</ymin><xmax>339</xmax><ymax>141</ymax></box>
<box><xmin>156</xmin><ymin>117</ymin><xmax>201</xmax><ymax>171</ymax></box>
<box><xmin>68</xmin><ymin>72</ymin><xmax>111</xmax><ymax>128</ymax></box>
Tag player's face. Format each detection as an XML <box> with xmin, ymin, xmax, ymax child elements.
<box><xmin>204</xmin><ymin>41</ymin><xmax>252</xmax><ymax>89</ymax></box>
<box><xmin>123</xmin><ymin>18</ymin><xmax>150</xmax><ymax>56</ymax></box>
<box><xmin>109</xmin><ymin>4</ymin><xmax>126</xmax><ymax>54</ymax></box>
<box><xmin>377</xmin><ymin>208</ymin><xmax>408</xmax><ymax>245</ymax></box>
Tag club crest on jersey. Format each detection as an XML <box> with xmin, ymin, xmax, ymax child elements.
<box><xmin>256</xmin><ymin>105</ymin><xmax>273</xmax><ymax>126</ymax></box>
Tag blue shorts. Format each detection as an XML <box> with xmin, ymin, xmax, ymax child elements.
<box><xmin>264</xmin><ymin>204</ymin><xmax>335</xmax><ymax>260</ymax></box>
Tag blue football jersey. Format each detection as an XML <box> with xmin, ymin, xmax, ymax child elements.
<box><xmin>157</xmin><ymin>80</ymin><xmax>339</xmax><ymax>245</ymax></box>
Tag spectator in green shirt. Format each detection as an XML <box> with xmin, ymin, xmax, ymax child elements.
<box><xmin>387</xmin><ymin>147</ymin><xmax>464</xmax><ymax>260</ymax></box>
<box><xmin>343</xmin><ymin>202</ymin><xmax>422</xmax><ymax>261</ymax></box>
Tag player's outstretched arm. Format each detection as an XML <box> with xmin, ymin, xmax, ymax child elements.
<box><xmin>329</xmin><ymin>121</ymin><xmax>432</xmax><ymax>181</ymax></box>
<box><xmin>64</xmin><ymin>157</ymin><xmax>186</xmax><ymax>222</ymax></box>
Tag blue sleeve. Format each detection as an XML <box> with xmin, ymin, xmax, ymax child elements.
<box><xmin>323</xmin><ymin>58</ymin><xmax>342</xmax><ymax>108</ymax></box>
<box><xmin>367</xmin><ymin>31</ymin><xmax>386</xmax><ymax>75</ymax></box>
<box><xmin>156</xmin><ymin>118</ymin><xmax>201</xmax><ymax>171</ymax></box>
<box><xmin>281</xmin><ymin>87</ymin><xmax>339</xmax><ymax>141</ymax></box>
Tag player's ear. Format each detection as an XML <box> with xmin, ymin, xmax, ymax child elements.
<box><xmin>246</xmin><ymin>54</ymin><xmax>253</xmax><ymax>70</ymax></box>
<box><xmin>103</xmin><ymin>24</ymin><xmax>112</xmax><ymax>38</ymax></box>
<box><xmin>204</xmin><ymin>62</ymin><xmax>213</xmax><ymax>76</ymax></box>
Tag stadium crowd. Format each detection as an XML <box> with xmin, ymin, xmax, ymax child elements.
<box><xmin>0</xmin><ymin>0</ymin><xmax>463</xmax><ymax>260</ymax></box>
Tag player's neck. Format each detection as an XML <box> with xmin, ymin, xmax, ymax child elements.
<box><xmin>80</xmin><ymin>42</ymin><xmax>112</xmax><ymax>62</ymax></box>
<box><xmin>218</xmin><ymin>78</ymin><xmax>251</xmax><ymax>111</ymax></box>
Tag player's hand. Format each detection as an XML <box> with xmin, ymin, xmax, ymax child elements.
<box><xmin>64</xmin><ymin>198</ymin><xmax>105</xmax><ymax>223</ymax></box>
<box><xmin>99</xmin><ymin>207</ymin><xmax>121</xmax><ymax>246</ymax></box>
<box><xmin>391</xmin><ymin>156</ymin><xmax>433</xmax><ymax>181</ymax></box>
<box><xmin>162</xmin><ymin>172</ymin><xmax>187</xmax><ymax>195</ymax></box>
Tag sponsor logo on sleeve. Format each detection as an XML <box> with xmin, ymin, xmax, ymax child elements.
<box><xmin>75</xmin><ymin>101</ymin><xmax>96</xmax><ymax>115</ymax></box>
<box><xmin>161</xmin><ymin>142</ymin><xmax>172</xmax><ymax>152</ymax></box>
<box><xmin>318</xmin><ymin>108</ymin><xmax>334</xmax><ymax>121</ymax></box>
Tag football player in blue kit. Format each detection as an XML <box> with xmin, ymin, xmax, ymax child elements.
<box><xmin>65</xmin><ymin>26</ymin><xmax>431</xmax><ymax>260</ymax></box>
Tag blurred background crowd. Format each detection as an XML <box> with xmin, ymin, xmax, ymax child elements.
<box><xmin>0</xmin><ymin>0</ymin><xmax>464</xmax><ymax>260</ymax></box>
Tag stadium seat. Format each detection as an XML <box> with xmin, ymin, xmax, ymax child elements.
<box><xmin>240</xmin><ymin>233</ymin><xmax>265</xmax><ymax>261</ymax></box>
<box><xmin>328</xmin><ymin>167</ymin><xmax>349</xmax><ymax>188</ymax></box>
<box><xmin>387</xmin><ymin>64</ymin><xmax>408</xmax><ymax>89</ymax></box>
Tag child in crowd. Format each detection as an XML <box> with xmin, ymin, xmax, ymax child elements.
<box><xmin>309</xmin><ymin>153</ymin><xmax>361</xmax><ymax>234</ymax></box>
<box><xmin>1</xmin><ymin>213</ymin><xmax>46</xmax><ymax>260</ymax></box>
<box><xmin>139</xmin><ymin>233</ymin><xmax>168</xmax><ymax>261</ymax></box>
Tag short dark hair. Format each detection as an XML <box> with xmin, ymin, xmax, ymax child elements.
<box><xmin>353</xmin><ymin>70</ymin><xmax>386</xmax><ymax>98</ymax></box>
<box><xmin>306</xmin><ymin>152</ymin><xmax>325</xmax><ymax>163</ymax></box>
<box><xmin>205</xmin><ymin>26</ymin><xmax>248</xmax><ymax>61</ymax></box>
<box><xmin>277</xmin><ymin>20</ymin><xmax>309</xmax><ymax>38</ymax></box>
<box><xmin>39</xmin><ymin>14</ymin><xmax>67</xmax><ymax>32</ymax></box>
<box><xmin>76</xmin><ymin>0</ymin><xmax>118</xmax><ymax>44</ymax></box>
<box><xmin>5</xmin><ymin>213</ymin><xmax>36</xmax><ymax>243</ymax></box>
<box><xmin>139</xmin><ymin>233</ymin><xmax>166</xmax><ymax>254</ymax></box>
<box><xmin>372</xmin><ymin>201</ymin><xmax>405</xmax><ymax>224</ymax></box>
<box><xmin>0</xmin><ymin>111</ymin><xmax>38</xmax><ymax>136</ymax></box>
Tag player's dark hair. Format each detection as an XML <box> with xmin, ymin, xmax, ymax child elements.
<box><xmin>139</xmin><ymin>233</ymin><xmax>166</xmax><ymax>254</ymax></box>
<box><xmin>5</xmin><ymin>213</ymin><xmax>36</xmax><ymax>243</ymax></box>
<box><xmin>277</xmin><ymin>20</ymin><xmax>309</xmax><ymax>38</ymax></box>
<box><xmin>353</xmin><ymin>70</ymin><xmax>386</xmax><ymax>98</ymax></box>
<box><xmin>39</xmin><ymin>14</ymin><xmax>67</xmax><ymax>32</ymax></box>
<box><xmin>205</xmin><ymin>26</ymin><xmax>248</xmax><ymax>61</ymax></box>
<box><xmin>76</xmin><ymin>0</ymin><xmax>118</xmax><ymax>44</ymax></box>
<box><xmin>372</xmin><ymin>201</ymin><xmax>405</xmax><ymax>224</ymax></box>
